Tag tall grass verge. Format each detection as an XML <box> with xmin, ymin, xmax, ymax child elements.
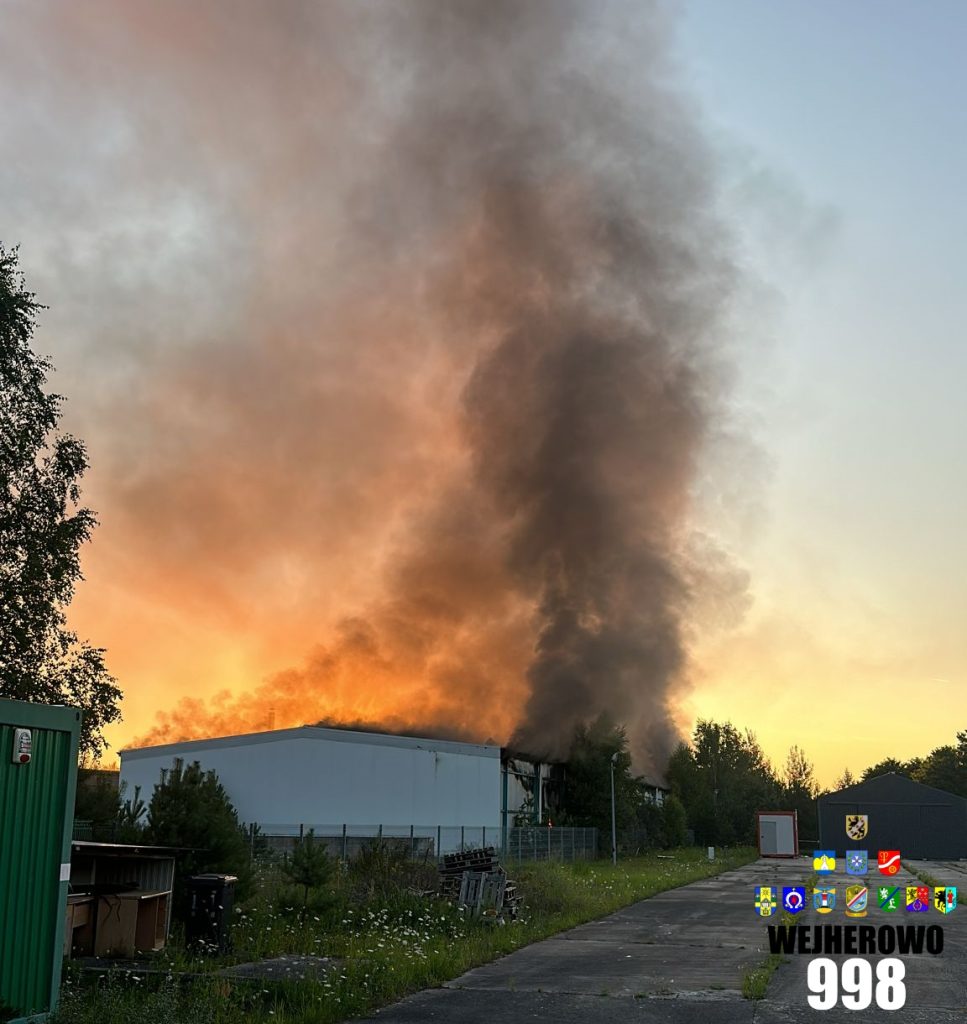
<box><xmin>52</xmin><ymin>846</ymin><xmax>755</xmax><ymax>1024</ymax></box>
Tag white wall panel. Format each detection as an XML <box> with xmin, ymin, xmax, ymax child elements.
<box><xmin>120</xmin><ymin>728</ymin><xmax>501</xmax><ymax>829</ymax></box>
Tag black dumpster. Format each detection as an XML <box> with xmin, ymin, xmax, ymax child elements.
<box><xmin>185</xmin><ymin>873</ymin><xmax>237</xmax><ymax>952</ymax></box>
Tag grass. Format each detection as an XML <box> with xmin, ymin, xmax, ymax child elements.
<box><xmin>741</xmin><ymin>955</ymin><xmax>784</xmax><ymax>1001</ymax></box>
<box><xmin>741</xmin><ymin>870</ymin><xmax>816</xmax><ymax>1001</ymax></box>
<box><xmin>903</xmin><ymin>862</ymin><xmax>940</xmax><ymax>887</ymax></box>
<box><xmin>51</xmin><ymin>846</ymin><xmax>756</xmax><ymax>1024</ymax></box>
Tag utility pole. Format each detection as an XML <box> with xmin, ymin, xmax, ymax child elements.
<box><xmin>610</xmin><ymin>752</ymin><xmax>618</xmax><ymax>865</ymax></box>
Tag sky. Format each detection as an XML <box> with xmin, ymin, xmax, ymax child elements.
<box><xmin>675</xmin><ymin>0</ymin><xmax>967</xmax><ymax>782</ymax></box>
<box><xmin>2</xmin><ymin>1</ymin><xmax>965</xmax><ymax>786</ymax></box>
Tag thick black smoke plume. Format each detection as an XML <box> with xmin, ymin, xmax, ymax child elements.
<box><xmin>1</xmin><ymin>1</ymin><xmax>743</xmax><ymax>774</ymax></box>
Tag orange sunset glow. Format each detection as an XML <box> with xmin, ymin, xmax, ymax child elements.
<box><xmin>5</xmin><ymin>0</ymin><xmax>966</xmax><ymax>791</ymax></box>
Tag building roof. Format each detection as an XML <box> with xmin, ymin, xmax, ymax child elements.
<box><xmin>71</xmin><ymin>840</ymin><xmax>182</xmax><ymax>857</ymax></box>
<box><xmin>819</xmin><ymin>771</ymin><xmax>967</xmax><ymax>806</ymax></box>
<box><xmin>120</xmin><ymin>724</ymin><xmax>501</xmax><ymax>761</ymax></box>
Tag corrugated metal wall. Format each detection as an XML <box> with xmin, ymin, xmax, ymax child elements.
<box><xmin>818</xmin><ymin>774</ymin><xmax>967</xmax><ymax>859</ymax></box>
<box><xmin>92</xmin><ymin>858</ymin><xmax>173</xmax><ymax>893</ymax></box>
<box><xmin>121</xmin><ymin>728</ymin><xmax>503</xmax><ymax>829</ymax></box>
<box><xmin>0</xmin><ymin>705</ymin><xmax>78</xmax><ymax>1020</ymax></box>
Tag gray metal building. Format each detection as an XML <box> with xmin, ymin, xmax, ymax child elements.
<box><xmin>818</xmin><ymin>773</ymin><xmax>967</xmax><ymax>859</ymax></box>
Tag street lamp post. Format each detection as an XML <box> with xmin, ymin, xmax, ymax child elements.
<box><xmin>610</xmin><ymin>752</ymin><xmax>618</xmax><ymax>865</ymax></box>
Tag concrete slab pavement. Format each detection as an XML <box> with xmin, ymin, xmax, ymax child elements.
<box><xmin>363</xmin><ymin>856</ymin><xmax>967</xmax><ymax>1023</ymax></box>
<box><xmin>365</xmin><ymin>857</ymin><xmax>808</xmax><ymax>1022</ymax></box>
<box><xmin>363</xmin><ymin>988</ymin><xmax>758</xmax><ymax>1023</ymax></box>
<box><xmin>762</xmin><ymin>857</ymin><xmax>967</xmax><ymax>1023</ymax></box>
<box><xmin>436</xmin><ymin>859</ymin><xmax>810</xmax><ymax>1000</ymax></box>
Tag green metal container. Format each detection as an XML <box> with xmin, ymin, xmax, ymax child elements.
<box><xmin>0</xmin><ymin>699</ymin><xmax>81</xmax><ymax>1023</ymax></box>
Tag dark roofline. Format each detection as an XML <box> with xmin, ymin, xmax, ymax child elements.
<box><xmin>500</xmin><ymin>747</ymin><xmax>566</xmax><ymax>765</ymax></box>
<box><xmin>821</xmin><ymin>771</ymin><xmax>967</xmax><ymax>803</ymax></box>
<box><xmin>71</xmin><ymin>840</ymin><xmax>184</xmax><ymax>857</ymax></box>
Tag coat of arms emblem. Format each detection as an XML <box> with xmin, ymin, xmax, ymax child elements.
<box><xmin>846</xmin><ymin>813</ymin><xmax>868</xmax><ymax>840</ymax></box>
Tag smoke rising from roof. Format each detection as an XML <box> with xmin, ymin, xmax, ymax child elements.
<box><xmin>1</xmin><ymin>0</ymin><xmax>747</xmax><ymax>775</ymax></box>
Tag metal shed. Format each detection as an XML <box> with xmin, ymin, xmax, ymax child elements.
<box><xmin>818</xmin><ymin>772</ymin><xmax>967</xmax><ymax>859</ymax></box>
<box><xmin>67</xmin><ymin>841</ymin><xmax>178</xmax><ymax>958</ymax></box>
<box><xmin>0</xmin><ymin>699</ymin><xmax>81</xmax><ymax>1023</ymax></box>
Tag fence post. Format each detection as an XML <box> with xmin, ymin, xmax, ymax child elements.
<box><xmin>342</xmin><ymin>823</ymin><xmax>347</xmax><ymax>862</ymax></box>
<box><xmin>437</xmin><ymin>825</ymin><xmax>442</xmax><ymax>859</ymax></box>
<box><xmin>460</xmin><ymin>825</ymin><xmax>465</xmax><ymax>851</ymax></box>
<box><xmin>410</xmin><ymin>824</ymin><xmax>415</xmax><ymax>859</ymax></box>
<box><xmin>299</xmin><ymin>823</ymin><xmax>304</xmax><ymax>840</ymax></box>
<box><xmin>547</xmin><ymin>826</ymin><xmax>551</xmax><ymax>860</ymax></box>
<box><xmin>482</xmin><ymin>825</ymin><xmax>486</xmax><ymax>850</ymax></box>
<box><xmin>378</xmin><ymin>823</ymin><xmax>383</xmax><ymax>842</ymax></box>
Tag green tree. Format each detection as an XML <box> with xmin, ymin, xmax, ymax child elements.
<box><xmin>781</xmin><ymin>745</ymin><xmax>819</xmax><ymax>838</ymax></box>
<box><xmin>280</xmin><ymin>829</ymin><xmax>336</xmax><ymax>919</ymax></box>
<box><xmin>558</xmin><ymin>716</ymin><xmax>641</xmax><ymax>851</ymax></box>
<box><xmin>74</xmin><ymin>770</ymin><xmax>120</xmax><ymax>823</ymax></box>
<box><xmin>912</xmin><ymin>744</ymin><xmax>966</xmax><ymax>796</ymax></box>
<box><xmin>834</xmin><ymin>767</ymin><xmax>856</xmax><ymax>790</ymax></box>
<box><xmin>667</xmin><ymin>720</ymin><xmax>780</xmax><ymax>846</ymax></box>
<box><xmin>632</xmin><ymin>799</ymin><xmax>665</xmax><ymax>849</ymax></box>
<box><xmin>696</xmin><ymin>720</ymin><xmax>780</xmax><ymax>844</ymax></box>
<box><xmin>661</xmin><ymin>793</ymin><xmax>688</xmax><ymax>847</ymax></box>
<box><xmin>117</xmin><ymin>782</ymin><xmax>148</xmax><ymax>843</ymax></box>
<box><xmin>782</xmin><ymin>745</ymin><xmax>816</xmax><ymax>792</ymax></box>
<box><xmin>74</xmin><ymin>768</ymin><xmax>122</xmax><ymax>835</ymax></box>
<box><xmin>861</xmin><ymin>757</ymin><xmax>912</xmax><ymax>781</ymax></box>
<box><xmin>0</xmin><ymin>246</ymin><xmax>121</xmax><ymax>758</ymax></box>
<box><xmin>73</xmin><ymin>772</ymin><xmax>146</xmax><ymax>843</ymax></box>
<box><xmin>146</xmin><ymin>760</ymin><xmax>251</xmax><ymax>917</ymax></box>
<box><xmin>666</xmin><ymin>739</ymin><xmax>715</xmax><ymax>844</ymax></box>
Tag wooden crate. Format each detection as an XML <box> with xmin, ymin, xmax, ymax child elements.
<box><xmin>94</xmin><ymin>890</ymin><xmax>171</xmax><ymax>957</ymax></box>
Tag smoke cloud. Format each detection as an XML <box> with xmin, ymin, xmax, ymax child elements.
<box><xmin>1</xmin><ymin>0</ymin><xmax>745</xmax><ymax>775</ymax></box>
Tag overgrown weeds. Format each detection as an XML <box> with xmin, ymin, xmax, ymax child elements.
<box><xmin>52</xmin><ymin>846</ymin><xmax>756</xmax><ymax>1024</ymax></box>
<box><xmin>903</xmin><ymin>862</ymin><xmax>940</xmax><ymax>887</ymax></box>
<box><xmin>346</xmin><ymin>839</ymin><xmax>437</xmax><ymax>903</ymax></box>
<box><xmin>741</xmin><ymin>871</ymin><xmax>816</xmax><ymax>1001</ymax></box>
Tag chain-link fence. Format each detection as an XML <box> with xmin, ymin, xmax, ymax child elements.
<box><xmin>73</xmin><ymin>818</ymin><xmax>599</xmax><ymax>863</ymax></box>
<box><xmin>250</xmin><ymin>823</ymin><xmax>598</xmax><ymax>863</ymax></box>
<box><xmin>503</xmin><ymin>826</ymin><xmax>598</xmax><ymax>862</ymax></box>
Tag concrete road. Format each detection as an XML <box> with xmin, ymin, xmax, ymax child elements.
<box><xmin>363</xmin><ymin>857</ymin><xmax>966</xmax><ymax>1023</ymax></box>
<box><xmin>760</xmin><ymin>857</ymin><xmax>966</xmax><ymax>1023</ymax></box>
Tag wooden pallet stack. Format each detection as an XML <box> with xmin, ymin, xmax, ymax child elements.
<box><xmin>438</xmin><ymin>847</ymin><xmax>523</xmax><ymax>919</ymax></box>
<box><xmin>439</xmin><ymin>846</ymin><xmax>498</xmax><ymax>896</ymax></box>
<box><xmin>502</xmin><ymin>879</ymin><xmax>522</xmax><ymax>918</ymax></box>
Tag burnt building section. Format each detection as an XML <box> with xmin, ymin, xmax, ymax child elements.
<box><xmin>818</xmin><ymin>773</ymin><xmax>967</xmax><ymax>859</ymax></box>
<box><xmin>501</xmin><ymin>753</ymin><xmax>565</xmax><ymax>828</ymax></box>
<box><xmin>641</xmin><ymin>779</ymin><xmax>670</xmax><ymax>807</ymax></box>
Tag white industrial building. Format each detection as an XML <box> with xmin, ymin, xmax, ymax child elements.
<box><xmin>120</xmin><ymin>726</ymin><xmax>504</xmax><ymax>837</ymax></box>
